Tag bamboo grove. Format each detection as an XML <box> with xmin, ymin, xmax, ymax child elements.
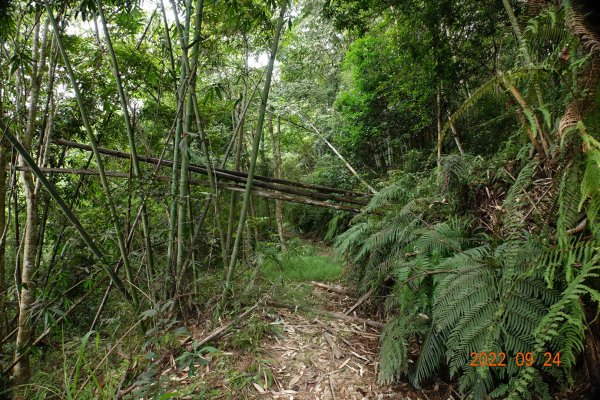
<box><xmin>0</xmin><ymin>0</ymin><xmax>599</xmax><ymax>398</ymax></box>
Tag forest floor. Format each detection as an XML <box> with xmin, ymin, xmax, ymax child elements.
<box><xmin>153</xmin><ymin>243</ymin><xmax>456</xmax><ymax>399</ymax></box>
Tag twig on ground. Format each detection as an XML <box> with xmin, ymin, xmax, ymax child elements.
<box><xmin>329</xmin><ymin>374</ymin><xmax>337</xmax><ymax>400</ymax></box>
<box><xmin>344</xmin><ymin>288</ymin><xmax>374</xmax><ymax>315</ymax></box>
<box><xmin>323</xmin><ymin>332</ymin><xmax>344</xmax><ymax>359</ymax></box>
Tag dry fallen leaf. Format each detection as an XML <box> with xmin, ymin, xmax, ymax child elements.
<box><xmin>253</xmin><ymin>382</ymin><xmax>266</xmax><ymax>394</ymax></box>
<box><xmin>289</xmin><ymin>373</ymin><xmax>303</xmax><ymax>388</ymax></box>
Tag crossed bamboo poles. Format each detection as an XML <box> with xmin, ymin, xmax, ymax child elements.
<box><xmin>28</xmin><ymin>138</ymin><xmax>372</xmax><ymax>213</ymax></box>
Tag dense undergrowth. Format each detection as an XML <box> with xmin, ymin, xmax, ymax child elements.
<box><xmin>333</xmin><ymin>4</ymin><xmax>600</xmax><ymax>398</ymax></box>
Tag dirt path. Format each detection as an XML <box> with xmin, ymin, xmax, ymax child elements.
<box><xmin>156</xmin><ymin>283</ymin><xmax>452</xmax><ymax>399</ymax></box>
<box><xmin>229</xmin><ymin>283</ymin><xmax>448</xmax><ymax>400</ymax></box>
<box><xmin>258</xmin><ymin>284</ymin><xmax>390</xmax><ymax>399</ymax></box>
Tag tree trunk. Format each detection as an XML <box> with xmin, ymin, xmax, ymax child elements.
<box><xmin>0</xmin><ymin>137</ymin><xmax>7</xmax><ymax>355</ymax></box>
<box><xmin>446</xmin><ymin>110</ymin><xmax>465</xmax><ymax>155</ymax></box>
<box><xmin>14</xmin><ymin>15</ymin><xmax>47</xmax><ymax>384</ymax></box>
<box><xmin>0</xmin><ymin>51</ymin><xmax>7</xmax><ymax>357</ymax></box>
<box><xmin>436</xmin><ymin>86</ymin><xmax>443</xmax><ymax>186</ymax></box>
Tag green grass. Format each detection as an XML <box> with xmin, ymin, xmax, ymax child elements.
<box><xmin>260</xmin><ymin>242</ymin><xmax>344</xmax><ymax>283</ymax></box>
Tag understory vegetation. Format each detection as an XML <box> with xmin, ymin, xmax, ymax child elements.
<box><xmin>1</xmin><ymin>0</ymin><xmax>600</xmax><ymax>399</ymax></box>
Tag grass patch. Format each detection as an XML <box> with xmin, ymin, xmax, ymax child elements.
<box><xmin>260</xmin><ymin>241</ymin><xmax>344</xmax><ymax>283</ymax></box>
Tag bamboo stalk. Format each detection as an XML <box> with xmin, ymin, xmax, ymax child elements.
<box><xmin>301</xmin><ymin>115</ymin><xmax>377</xmax><ymax>195</ymax></box>
<box><xmin>96</xmin><ymin>0</ymin><xmax>155</xmax><ymax>281</ymax></box>
<box><xmin>222</xmin><ymin>1</ymin><xmax>288</xmax><ymax>303</ymax></box>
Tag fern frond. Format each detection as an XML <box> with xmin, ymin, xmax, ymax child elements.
<box><xmin>410</xmin><ymin>330</ymin><xmax>446</xmax><ymax>388</ymax></box>
<box><xmin>378</xmin><ymin>315</ymin><xmax>413</xmax><ymax>385</ymax></box>
<box><xmin>579</xmin><ymin>132</ymin><xmax>600</xmax><ymax>229</ymax></box>
<box><xmin>508</xmin><ymin>254</ymin><xmax>600</xmax><ymax>397</ymax></box>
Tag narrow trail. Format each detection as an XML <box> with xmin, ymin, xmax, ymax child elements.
<box><xmin>160</xmin><ymin>279</ymin><xmax>454</xmax><ymax>399</ymax></box>
<box><xmin>151</xmin><ymin>244</ymin><xmax>451</xmax><ymax>399</ymax></box>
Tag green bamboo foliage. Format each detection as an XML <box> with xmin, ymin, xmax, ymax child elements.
<box><xmin>95</xmin><ymin>0</ymin><xmax>155</xmax><ymax>283</ymax></box>
<box><xmin>44</xmin><ymin>1</ymin><xmax>139</xmax><ymax>309</ymax></box>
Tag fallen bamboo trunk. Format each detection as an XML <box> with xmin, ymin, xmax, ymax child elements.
<box><xmin>54</xmin><ymin>139</ymin><xmax>371</xmax><ymax>199</ymax></box>
<box><xmin>12</xmin><ymin>166</ymin><xmax>363</xmax><ymax>213</ymax></box>
<box><xmin>224</xmin><ymin>185</ymin><xmax>362</xmax><ymax>213</ymax></box>
<box><xmin>51</xmin><ymin>142</ymin><xmax>368</xmax><ymax>206</ymax></box>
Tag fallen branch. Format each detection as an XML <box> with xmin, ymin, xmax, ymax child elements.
<box><xmin>181</xmin><ymin>302</ymin><xmax>260</xmax><ymax>347</ymax></box>
<box><xmin>311</xmin><ymin>281</ymin><xmax>348</xmax><ymax>295</ymax></box>
<box><xmin>117</xmin><ymin>302</ymin><xmax>261</xmax><ymax>398</ymax></box>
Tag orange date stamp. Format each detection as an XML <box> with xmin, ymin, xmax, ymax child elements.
<box><xmin>469</xmin><ymin>352</ymin><xmax>561</xmax><ymax>367</ymax></box>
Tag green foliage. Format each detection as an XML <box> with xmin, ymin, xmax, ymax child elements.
<box><xmin>337</xmin><ymin>147</ymin><xmax>600</xmax><ymax>398</ymax></box>
<box><xmin>260</xmin><ymin>241</ymin><xmax>343</xmax><ymax>283</ymax></box>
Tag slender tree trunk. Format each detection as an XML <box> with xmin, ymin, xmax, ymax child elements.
<box><xmin>446</xmin><ymin>110</ymin><xmax>465</xmax><ymax>155</ymax></box>
<box><xmin>436</xmin><ymin>86</ymin><xmax>443</xmax><ymax>186</ymax></box>
<box><xmin>222</xmin><ymin>1</ymin><xmax>288</xmax><ymax>303</ymax></box>
<box><xmin>165</xmin><ymin>0</ymin><xmax>189</xmax><ymax>284</ymax></box>
<box><xmin>0</xmin><ymin>55</ymin><xmax>8</xmax><ymax>356</ymax></box>
<box><xmin>248</xmin><ymin>197</ymin><xmax>260</xmax><ymax>247</ymax></box>
<box><xmin>269</xmin><ymin>113</ymin><xmax>286</xmax><ymax>250</ymax></box>
<box><xmin>14</xmin><ymin>15</ymin><xmax>47</xmax><ymax>383</ymax></box>
<box><xmin>226</xmin><ymin>117</ymin><xmax>244</xmax><ymax>259</ymax></box>
<box><xmin>173</xmin><ymin>0</ymin><xmax>205</xmax><ymax>291</ymax></box>
<box><xmin>225</xmin><ymin>50</ymin><xmax>250</xmax><ymax>258</ymax></box>
<box><xmin>501</xmin><ymin>76</ymin><xmax>548</xmax><ymax>157</ymax></box>
<box><xmin>0</xmin><ymin>137</ymin><xmax>7</xmax><ymax>355</ymax></box>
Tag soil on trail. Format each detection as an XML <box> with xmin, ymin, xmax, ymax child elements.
<box><xmin>259</xmin><ymin>284</ymin><xmax>388</xmax><ymax>399</ymax></box>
